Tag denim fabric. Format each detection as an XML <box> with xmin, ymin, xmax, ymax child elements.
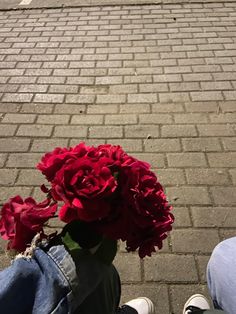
<box><xmin>0</xmin><ymin>244</ymin><xmax>120</xmax><ymax>314</ymax></box>
<box><xmin>207</xmin><ymin>237</ymin><xmax>236</xmax><ymax>314</ymax></box>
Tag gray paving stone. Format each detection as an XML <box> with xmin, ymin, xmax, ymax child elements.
<box><xmin>0</xmin><ymin>169</ymin><xmax>18</xmax><ymax>185</ymax></box>
<box><xmin>182</xmin><ymin>138</ymin><xmax>222</xmax><ymax>152</ymax></box>
<box><xmin>114</xmin><ymin>254</ymin><xmax>141</xmax><ymax>282</ymax></box>
<box><xmin>172</xmin><ymin>206</ymin><xmax>191</xmax><ymax>228</ymax></box>
<box><xmin>166</xmin><ymin>186</ymin><xmax>211</xmax><ymax>205</ymax></box>
<box><xmin>17</xmin><ymin>125</ymin><xmax>53</xmax><ymax>137</ymax></box>
<box><xmin>54</xmin><ymin>126</ymin><xmax>87</xmax><ymax>138</ymax></box>
<box><xmin>6</xmin><ymin>153</ymin><xmax>43</xmax><ymax>168</ymax></box>
<box><xmin>171</xmin><ymin>229</ymin><xmax>220</xmax><ymax>253</ymax></box>
<box><xmin>167</xmin><ymin>153</ymin><xmax>207</xmax><ymax>167</ymax></box>
<box><xmin>144</xmin><ymin>254</ymin><xmax>198</xmax><ymax>282</ymax></box>
<box><xmin>0</xmin><ymin>187</ymin><xmax>33</xmax><ymax>204</ymax></box>
<box><xmin>144</xmin><ymin>138</ymin><xmax>181</xmax><ymax>152</ymax></box>
<box><xmin>211</xmin><ymin>187</ymin><xmax>236</xmax><ymax>205</ymax></box>
<box><xmin>0</xmin><ymin>138</ymin><xmax>31</xmax><ymax>152</ymax></box>
<box><xmin>191</xmin><ymin>206</ymin><xmax>236</xmax><ymax>228</ymax></box>
<box><xmin>89</xmin><ymin>126</ymin><xmax>122</xmax><ymax>138</ymax></box>
<box><xmin>186</xmin><ymin>168</ymin><xmax>230</xmax><ymax>185</ymax></box>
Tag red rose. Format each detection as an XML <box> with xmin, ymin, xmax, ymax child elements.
<box><xmin>55</xmin><ymin>158</ymin><xmax>118</xmax><ymax>222</ymax></box>
<box><xmin>0</xmin><ymin>196</ymin><xmax>57</xmax><ymax>252</ymax></box>
<box><xmin>37</xmin><ymin>143</ymin><xmax>89</xmax><ymax>182</ymax></box>
<box><xmin>93</xmin><ymin>160</ymin><xmax>174</xmax><ymax>258</ymax></box>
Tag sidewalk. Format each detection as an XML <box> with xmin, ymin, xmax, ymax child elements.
<box><xmin>0</xmin><ymin>2</ymin><xmax>236</xmax><ymax>313</ymax></box>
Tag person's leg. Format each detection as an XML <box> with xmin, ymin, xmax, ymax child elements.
<box><xmin>74</xmin><ymin>264</ymin><xmax>121</xmax><ymax>314</ymax></box>
<box><xmin>207</xmin><ymin>237</ymin><xmax>236</xmax><ymax>313</ymax></box>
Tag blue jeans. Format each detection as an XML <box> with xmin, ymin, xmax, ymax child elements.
<box><xmin>0</xmin><ymin>244</ymin><xmax>121</xmax><ymax>314</ymax></box>
<box><xmin>207</xmin><ymin>237</ymin><xmax>236</xmax><ymax>314</ymax></box>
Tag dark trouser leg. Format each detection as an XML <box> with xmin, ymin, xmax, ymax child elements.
<box><xmin>74</xmin><ymin>264</ymin><xmax>121</xmax><ymax>314</ymax></box>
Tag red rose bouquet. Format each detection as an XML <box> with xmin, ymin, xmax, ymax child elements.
<box><xmin>0</xmin><ymin>143</ymin><xmax>174</xmax><ymax>258</ymax></box>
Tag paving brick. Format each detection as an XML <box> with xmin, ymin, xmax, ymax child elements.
<box><xmin>185</xmin><ymin>102</ymin><xmax>218</xmax><ymax>112</ymax></box>
<box><xmin>0</xmin><ymin>187</ymin><xmax>32</xmax><ymax>204</ymax></box>
<box><xmin>0</xmin><ymin>154</ymin><xmax>7</xmax><ymax>168</ymax></box>
<box><xmin>174</xmin><ymin>113</ymin><xmax>208</xmax><ymax>124</ymax></box>
<box><xmin>31</xmin><ymin>139</ymin><xmax>69</xmax><ymax>152</ymax></box>
<box><xmin>171</xmin><ymin>229</ymin><xmax>220</xmax><ymax>253</ymax></box>
<box><xmin>211</xmin><ymin>187</ymin><xmax>236</xmax><ymax>205</ymax></box>
<box><xmin>153</xmin><ymin>74</ymin><xmax>182</xmax><ymax>82</ymax></box>
<box><xmin>219</xmin><ymin>102</ymin><xmax>236</xmax><ymax>113</ymax></box>
<box><xmin>49</xmin><ymin>85</ymin><xmax>78</xmax><ymax>94</ymax></box>
<box><xmin>89</xmin><ymin>126</ymin><xmax>122</xmax><ymax>138</ymax></box>
<box><xmin>229</xmin><ymin>169</ymin><xmax>236</xmax><ymax>185</ymax></box>
<box><xmin>0</xmin><ymin>103</ymin><xmax>21</xmax><ymax>113</ymax></box>
<box><xmin>161</xmin><ymin>125</ymin><xmax>197</xmax><ymax>137</ymax></box>
<box><xmin>16</xmin><ymin>123</ymin><xmax>52</xmax><ymax>138</ymax></box>
<box><xmin>152</xmin><ymin>103</ymin><xmax>184</xmax><ymax>113</ymax></box>
<box><xmin>197</xmin><ymin>124</ymin><xmax>235</xmax><ymax>136</ymax></box>
<box><xmin>167</xmin><ymin>153</ymin><xmax>207</xmax><ymax>167</ymax></box>
<box><xmin>95</xmin><ymin>76</ymin><xmax>122</xmax><ymax>85</ymax></box>
<box><xmin>109</xmin><ymin>84</ymin><xmax>138</xmax><ymax>94</ymax></box>
<box><xmin>87</xmin><ymin>104</ymin><xmax>118</xmax><ymax>114</ymax></box>
<box><xmin>191</xmin><ymin>206</ymin><xmax>236</xmax><ymax>228</ymax></box>
<box><xmin>128</xmin><ymin>93</ymin><xmax>157</xmax><ymax>103</ymax></box>
<box><xmin>16</xmin><ymin>169</ymin><xmax>46</xmax><ymax>186</ymax></box>
<box><xmin>159</xmin><ymin>92</ymin><xmax>190</xmax><ymax>103</ymax></box>
<box><xmin>2</xmin><ymin>113</ymin><xmax>36</xmax><ymax>123</ymax></box>
<box><xmin>172</xmin><ymin>206</ymin><xmax>191</xmax><ymax>227</ymax></box>
<box><xmin>209</xmin><ymin>113</ymin><xmax>236</xmax><ymax>124</ymax></box>
<box><xmin>139</xmin><ymin>114</ymin><xmax>172</xmax><ymax>124</ymax></box>
<box><xmin>125</xmin><ymin>125</ymin><xmax>159</xmax><ymax>138</ymax></box>
<box><xmin>208</xmin><ymin>153</ymin><xmax>236</xmax><ymax>167</ymax></box>
<box><xmin>114</xmin><ymin>253</ymin><xmax>141</xmax><ymax>282</ymax></box>
<box><xmin>139</xmin><ymin>83</ymin><xmax>169</xmax><ymax>93</ymax></box>
<box><xmin>120</xmin><ymin>104</ymin><xmax>150</xmax><ymax>114</ymax></box>
<box><xmin>71</xmin><ymin>114</ymin><xmax>103</xmax><ymax>125</ymax></box>
<box><xmin>96</xmin><ymin>95</ymin><xmax>126</xmax><ymax>104</ymax></box>
<box><xmin>222</xmin><ymin>138</ymin><xmax>236</xmax><ymax>151</ymax></box>
<box><xmin>131</xmin><ymin>153</ymin><xmax>165</xmax><ymax>168</ymax></box>
<box><xmin>166</xmin><ymin>186</ymin><xmax>211</xmax><ymax>204</ymax></box>
<box><xmin>54</xmin><ymin>104</ymin><xmax>86</xmax><ymax>114</ymax></box>
<box><xmin>144</xmin><ymin>138</ymin><xmax>181</xmax><ymax>152</ymax></box>
<box><xmin>37</xmin><ymin>114</ymin><xmax>70</xmax><ymax>124</ymax></box>
<box><xmin>182</xmin><ymin>138</ymin><xmax>222</xmax><ymax>152</ymax></box>
<box><xmin>105</xmin><ymin>114</ymin><xmax>137</xmax><ymax>125</ymax></box>
<box><xmin>0</xmin><ymin>125</ymin><xmax>17</xmax><ymax>136</ymax></box>
<box><xmin>196</xmin><ymin>255</ymin><xmax>210</xmax><ymax>283</ymax></box>
<box><xmin>0</xmin><ymin>138</ymin><xmax>30</xmax><ymax>152</ymax></box>
<box><xmin>2</xmin><ymin>93</ymin><xmax>33</xmax><ymax>103</ymax></box>
<box><xmin>21</xmin><ymin>103</ymin><xmax>54</xmax><ymax>114</ymax></box>
<box><xmin>191</xmin><ymin>91</ymin><xmax>223</xmax><ymax>101</ymax></box>
<box><xmin>144</xmin><ymin>254</ymin><xmax>198</xmax><ymax>282</ymax></box>
<box><xmin>124</xmin><ymin>75</ymin><xmax>153</xmax><ymax>84</ymax></box>
<box><xmin>156</xmin><ymin>169</ymin><xmax>186</xmax><ymax>186</ymax></box>
<box><xmin>186</xmin><ymin>168</ymin><xmax>230</xmax><ymax>185</ymax></box>
<box><xmin>0</xmin><ymin>169</ymin><xmax>18</xmax><ymax>186</ymax></box>
<box><xmin>183</xmin><ymin>73</ymin><xmax>213</xmax><ymax>81</ymax></box>
<box><xmin>6</xmin><ymin>153</ymin><xmax>42</xmax><ymax>168</ymax></box>
<box><xmin>34</xmin><ymin>93</ymin><xmax>64</xmax><ymax>103</ymax></box>
<box><xmin>54</xmin><ymin>126</ymin><xmax>87</xmax><ymax>138</ymax></box>
<box><xmin>107</xmin><ymin>139</ymin><xmax>142</xmax><ymax>152</ymax></box>
<box><xmin>66</xmin><ymin>95</ymin><xmax>95</xmax><ymax>104</ymax></box>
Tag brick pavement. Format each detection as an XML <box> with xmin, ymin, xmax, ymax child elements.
<box><xmin>0</xmin><ymin>3</ymin><xmax>236</xmax><ymax>313</ymax></box>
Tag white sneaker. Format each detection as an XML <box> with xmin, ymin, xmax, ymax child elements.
<box><xmin>183</xmin><ymin>294</ymin><xmax>211</xmax><ymax>314</ymax></box>
<box><xmin>125</xmin><ymin>297</ymin><xmax>155</xmax><ymax>314</ymax></box>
